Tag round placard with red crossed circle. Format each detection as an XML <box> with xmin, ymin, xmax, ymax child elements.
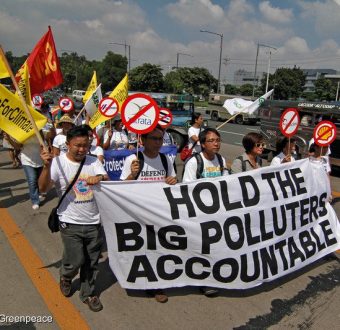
<box><xmin>313</xmin><ymin>120</ymin><xmax>337</xmax><ymax>147</ymax></box>
<box><xmin>59</xmin><ymin>97</ymin><xmax>74</xmax><ymax>112</ymax></box>
<box><xmin>279</xmin><ymin>108</ymin><xmax>300</xmax><ymax>137</ymax></box>
<box><xmin>98</xmin><ymin>97</ymin><xmax>119</xmax><ymax>118</ymax></box>
<box><xmin>32</xmin><ymin>94</ymin><xmax>43</xmax><ymax>107</ymax></box>
<box><xmin>121</xmin><ymin>93</ymin><xmax>160</xmax><ymax>134</ymax></box>
<box><xmin>158</xmin><ymin>108</ymin><xmax>173</xmax><ymax>128</ymax></box>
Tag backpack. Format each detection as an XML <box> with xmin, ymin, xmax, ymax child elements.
<box><xmin>237</xmin><ymin>155</ymin><xmax>262</xmax><ymax>172</ymax></box>
<box><xmin>183</xmin><ymin>153</ymin><xmax>224</xmax><ymax>179</ymax></box>
<box><xmin>135</xmin><ymin>152</ymin><xmax>169</xmax><ymax>180</ymax></box>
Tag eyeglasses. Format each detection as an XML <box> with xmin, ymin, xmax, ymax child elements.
<box><xmin>205</xmin><ymin>139</ymin><xmax>221</xmax><ymax>143</ymax></box>
<box><xmin>255</xmin><ymin>143</ymin><xmax>266</xmax><ymax>148</ymax></box>
<box><xmin>147</xmin><ymin>136</ymin><xmax>163</xmax><ymax>142</ymax></box>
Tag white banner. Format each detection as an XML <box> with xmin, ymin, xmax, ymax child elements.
<box><xmin>94</xmin><ymin>159</ymin><xmax>340</xmax><ymax>290</ymax></box>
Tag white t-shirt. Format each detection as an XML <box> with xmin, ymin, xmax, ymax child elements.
<box><xmin>51</xmin><ymin>154</ymin><xmax>107</xmax><ymax>225</ymax></box>
<box><xmin>188</xmin><ymin>126</ymin><xmax>202</xmax><ymax>153</ymax></box>
<box><xmin>89</xmin><ymin>145</ymin><xmax>104</xmax><ymax>157</ymax></box>
<box><xmin>309</xmin><ymin>156</ymin><xmax>331</xmax><ymax>174</ymax></box>
<box><xmin>104</xmin><ymin>129</ymin><xmax>129</xmax><ymax>150</ymax></box>
<box><xmin>182</xmin><ymin>152</ymin><xmax>228</xmax><ymax>182</ymax></box>
<box><xmin>20</xmin><ymin>136</ymin><xmax>44</xmax><ymax>167</ymax></box>
<box><xmin>120</xmin><ymin>153</ymin><xmax>176</xmax><ymax>181</ymax></box>
<box><xmin>52</xmin><ymin>134</ymin><xmax>68</xmax><ymax>155</ymax></box>
<box><xmin>270</xmin><ymin>152</ymin><xmax>296</xmax><ymax>166</ymax></box>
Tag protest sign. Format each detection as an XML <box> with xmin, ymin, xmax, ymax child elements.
<box><xmin>103</xmin><ymin>145</ymin><xmax>177</xmax><ymax>181</ymax></box>
<box><xmin>313</xmin><ymin>121</ymin><xmax>337</xmax><ymax>147</ymax></box>
<box><xmin>95</xmin><ymin>159</ymin><xmax>339</xmax><ymax>290</ymax></box>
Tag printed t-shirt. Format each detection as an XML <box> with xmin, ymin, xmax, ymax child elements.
<box><xmin>120</xmin><ymin>153</ymin><xmax>176</xmax><ymax>181</ymax></box>
<box><xmin>50</xmin><ymin>153</ymin><xmax>107</xmax><ymax>225</ymax></box>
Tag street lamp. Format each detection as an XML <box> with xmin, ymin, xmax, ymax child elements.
<box><xmin>176</xmin><ymin>52</ymin><xmax>193</xmax><ymax>69</ymax></box>
<box><xmin>108</xmin><ymin>42</ymin><xmax>131</xmax><ymax>73</ymax></box>
<box><xmin>252</xmin><ymin>43</ymin><xmax>277</xmax><ymax>96</ymax></box>
<box><xmin>200</xmin><ymin>29</ymin><xmax>223</xmax><ymax>93</ymax></box>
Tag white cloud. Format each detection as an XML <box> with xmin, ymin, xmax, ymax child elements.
<box><xmin>259</xmin><ymin>1</ymin><xmax>293</xmax><ymax>23</ymax></box>
<box><xmin>166</xmin><ymin>0</ymin><xmax>224</xmax><ymax>26</ymax></box>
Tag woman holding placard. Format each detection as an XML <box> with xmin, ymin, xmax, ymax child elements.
<box><xmin>103</xmin><ymin>115</ymin><xmax>129</xmax><ymax>150</ymax></box>
<box><xmin>270</xmin><ymin>137</ymin><xmax>296</xmax><ymax>166</ymax></box>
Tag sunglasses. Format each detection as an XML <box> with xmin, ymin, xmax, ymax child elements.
<box><xmin>255</xmin><ymin>143</ymin><xmax>266</xmax><ymax>148</ymax></box>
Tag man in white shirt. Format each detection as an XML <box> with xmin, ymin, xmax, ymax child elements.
<box><xmin>52</xmin><ymin>115</ymin><xmax>75</xmax><ymax>156</ymax></box>
<box><xmin>120</xmin><ymin>125</ymin><xmax>176</xmax><ymax>303</ymax></box>
<box><xmin>39</xmin><ymin>126</ymin><xmax>108</xmax><ymax>312</ymax></box>
<box><xmin>183</xmin><ymin>128</ymin><xmax>228</xmax><ymax>182</ymax></box>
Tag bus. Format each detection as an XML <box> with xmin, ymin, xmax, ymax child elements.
<box><xmin>259</xmin><ymin>100</ymin><xmax>340</xmax><ymax>169</ymax></box>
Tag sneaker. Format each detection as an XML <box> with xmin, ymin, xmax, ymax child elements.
<box><xmin>146</xmin><ymin>289</ymin><xmax>168</xmax><ymax>303</ymax></box>
<box><xmin>200</xmin><ymin>286</ymin><xmax>219</xmax><ymax>297</ymax></box>
<box><xmin>39</xmin><ymin>194</ymin><xmax>46</xmax><ymax>202</ymax></box>
<box><xmin>32</xmin><ymin>204</ymin><xmax>40</xmax><ymax>210</ymax></box>
<box><xmin>83</xmin><ymin>296</ymin><xmax>103</xmax><ymax>312</ymax></box>
<box><xmin>60</xmin><ymin>276</ymin><xmax>72</xmax><ymax>297</ymax></box>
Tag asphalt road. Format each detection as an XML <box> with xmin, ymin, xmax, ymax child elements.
<box><xmin>0</xmin><ymin>145</ymin><xmax>339</xmax><ymax>330</ymax></box>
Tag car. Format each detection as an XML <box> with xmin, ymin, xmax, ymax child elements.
<box><xmin>72</xmin><ymin>90</ymin><xmax>86</xmax><ymax>102</ymax></box>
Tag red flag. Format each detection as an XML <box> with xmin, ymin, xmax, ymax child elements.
<box><xmin>26</xmin><ymin>26</ymin><xmax>63</xmax><ymax>95</ymax></box>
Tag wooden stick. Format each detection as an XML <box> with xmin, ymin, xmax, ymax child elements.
<box><xmin>0</xmin><ymin>45</ymin><xmax>45</xmax><ymax>148</ymax></box>
<box><xmin>215</xmin><ymin>112</ymin><xmax>239</xmax><ymax>130</ymax></box>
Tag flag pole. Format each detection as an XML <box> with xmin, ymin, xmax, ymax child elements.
<box><xmin>216</xmin><ymin>113</ymin><xmax>239</xmax><ymax>130</ymax></box>
<box><xmin>0</xmin><ymin>45</ymin><xmax>45</xmax><ymax>147</ymax></box>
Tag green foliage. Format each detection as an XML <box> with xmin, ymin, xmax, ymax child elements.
<box><xmin>239</xmin><ymin>83</ymin><xmax>253</xmax><ymax>96</ymax></box>
<box><xmin>260</xmin><ymin>67</ymin><xmax>305</xmax><ymax>100</ymax></box>
<box><xmin>314</xmin><ymin>77</ymin><xmax>337</xmax><ymax>101</ymax></box>
<box><xmin>225</xmin><ymin>84</ymin><xmax>240</xmax><ymax>95</ymax></box>
<box><xmin>129</xmin><ymin>63</ymin><xmax>164</xmax><ymax>92</ymax></box>
<box><xmin>164</xmin><ymin>67</ymin><xmax>217</xmax><ymax>96</ymax></box>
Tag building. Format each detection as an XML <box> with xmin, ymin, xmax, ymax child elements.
<box><xmin>233</xmin><ymin>69</ymin><xmax>265</xmax><ymax>87</ymax></box>
<box><xmin>302</xmin><ymin>69</ymin><xmax>337</xmax><ymax>93</ymax></box>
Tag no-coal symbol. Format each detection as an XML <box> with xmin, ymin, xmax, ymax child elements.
<box><xmin>98</xmin><ymin>97</ymin><xmax>119</xmax><ymax>118</ymax></box>
<box><xmin>158</xmin><ymin>108</ymin><xmax>173</xmax><ymax>128</ymax></box>
<box><xmin>59</xmin><ymin>97</ymin><xmax>74</xmax><ymax>112</ymax></box>
<box><xmin>279</xmin><ymin>108</ymin><xmax>300</xmax><ymax>137</ymax></box>
<box><xmin>121</xmin><ymin>93</ymin><xmax>160</xmax><ymax>134</ymax></box>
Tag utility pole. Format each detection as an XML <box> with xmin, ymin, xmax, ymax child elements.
<box><xmin>108</xmin><ymin>42</ymin><xmax>131</xmax><ymax>73</ymax></box>
<box><xmin>176</xmin><ymin>52</ymin><xmax>193</xmax><ymax>69</ymax></box>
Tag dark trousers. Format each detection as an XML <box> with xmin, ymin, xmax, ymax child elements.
<box><xmin>59</xmin><ymin>223</ymin><xmax>103</xmax><ymax>301</ymax></box>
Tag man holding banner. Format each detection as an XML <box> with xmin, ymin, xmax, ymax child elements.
<box><xmin>120</xmin><ymin>125</ymin><xmax>177</xmax><ymax>302</ymax></box>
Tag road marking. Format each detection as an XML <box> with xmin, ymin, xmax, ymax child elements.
<box><xmin>218</xmin><ymin>130</ymin><xmax>244</xmax><ymax>136</ymax></box>
<box><xmin>0</xmin><ymin>207</ymin><xmax>90</xmax><ymax>330</ymax></box>
<box><xmin>246</xmin><ymin>128</ymin><xmax>259</xmax><ymax>131</ymax></box>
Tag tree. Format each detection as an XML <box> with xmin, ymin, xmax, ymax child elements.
<box><xmin>314</xmin><ymin>77</ymin><xmax>337</xmax><ymax>101</ymax></box>
<box><xmin>239</xmin><ymin>83</ymin><xmax>253</xmax><ymax>96</ymax></box>
<box><xmin>129</xmin><ymin>63</ymin><xmax>164</xmax><ymax>92</ymax></box>
<box><xmin>164</xmin><ymin>67</ymin><xmax>217</xmax><ymax>96</ymax></box>
<box><xmin>224</xmin><ymin>84</ymin><xmax>239</xmax><ymax>95</ymax></box>
<box><xmin>99</xmin><ymin>51</ymin><xmax>127</xmax><ymax>93</ymax></box>
<box><xmin>260</xmin><ymin>67</ymin><xmax>305</xmax><ymax>100</ymax></box>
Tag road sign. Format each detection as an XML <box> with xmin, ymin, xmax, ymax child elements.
<box><xmin>98</xmin><ymin>97</ymin><xmax>119</xmax><ymax>118</ymax></box>
<box><xmin>158</xmin><ymin>108</ymin><xmax>173</xmax><ymax>128</ymax></box>
<box><xmin>279</xmin><ymin>108</ymin><xmax>300</xmax><ymax>137</ymax></box>
<box><xmin>313</xmin><ymin>121</ymin><xmax>337</xmax><ymax>147</ymax></box>
<box><xmin>32</xmin><ymin>94</ymin><xmax>43</xmax><ymax>107</ymax></box>
<box><xmin>121</xmin><ymin>93</ymin><xmax>160</xmax><ymax>134</ymax></box>
<box><xmin>59</xmin><ymin>97</ymin><xmax>74</xmax><ymax>112</ymax></box>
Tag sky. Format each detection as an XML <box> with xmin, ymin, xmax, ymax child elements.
<box><xmin>1</xmin><ymin>0</ymin><xmax>340</xmax><ymax>84</ymax></box>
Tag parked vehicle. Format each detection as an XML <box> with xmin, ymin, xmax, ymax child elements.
<box><xmin>72</xmin><ymin>90</ymin><xmax>86</xmax><ymax>101</ymax></box>
<box><xmin>205</xmin><ymin>93</ymin><xmax>258</xmax><ymax>125</ymax></box>
<box><xmin>259</xmin><ymin>100</ymin><xmax>340</xmax><ymax>169</ymax></box>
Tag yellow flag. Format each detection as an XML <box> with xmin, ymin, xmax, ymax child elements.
<box><xmin>15</xmin><ymin>61</ymin><xmax>32</xmax><ymax>105</ymax></box>
<box><xmin>83</xmin><ymin>71</ymin><xmax>97</xmax><ymax>104</ymax></box>
<box><xmin>0</xmin><ymin>57</ymin><xmax>10</xmax><ymax>79</ymax></box>
<box><xmin>0</xmin><ymin>83</ymin><xmax>47</xmax><ymax>143</ymax></box>
<box><xmin>89</xmin><ymin>74</ymin><xmax>128</xmax><ymax>129</ymax></box>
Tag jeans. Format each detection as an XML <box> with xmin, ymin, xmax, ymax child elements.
<box><xmin>22</xmin><ymin>165</ymin><xmax>43</xmax><ymax>205</ymax></box>
<box><xmin>59</xmin><ymin>223</ymin><xmax>103</xmax><ymax>301</ymax></box>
